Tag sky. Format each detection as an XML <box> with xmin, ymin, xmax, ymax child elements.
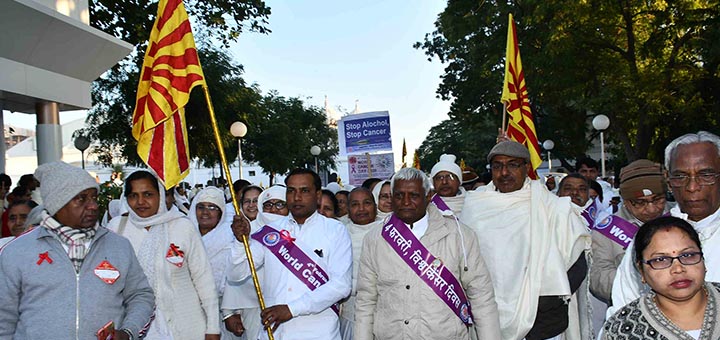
<box><xmin>3</xmin><ymin>0</ymin><xmax>451</xmax><ymax>167</ymax></box>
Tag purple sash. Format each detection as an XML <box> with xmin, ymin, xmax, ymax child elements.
<box><xmin>252</xmin><ymin>225</ymin><xmax>339</xmax><ymax>314</ymax></box>
<box><xmin>431</xmin><ymin>194</ymin><xmax>453</xmax><ymax>215</ymax></box>
<box><xmin>381</xmin><ymin>214</ymin><xmax>474</xmax><ymax>326</ymax></box>
<box><xmin>582</xmin><ymin>202</ymin><xmax>638</xmax><ymax>249</ymax></box>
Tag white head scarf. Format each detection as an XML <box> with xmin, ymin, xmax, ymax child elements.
<box><xmin>251</xmin><ymin>185</ymin><xmax>288</xmax><ymax>232</ymax></box>
<box><xmin>123</xmin><ymin>170</ymin><xmax>186</xmax><ymax>227</ymax></box>
<box><xmin>372</xmin><ymin>180</ymin><xmax>391</xmax><ymax>219</ymax></box>
<box><xmin>188</xmin><ymin>187</ymin><xmax>227</xmax><ymax>230</ymax></box>
<box><xmin>101</xmin><ymin>199</ymin><xmax>126</xmax><ymax>227</ymax></box>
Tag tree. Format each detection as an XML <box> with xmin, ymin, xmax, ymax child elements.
<box><xmin>78</xmin><ymin>0</ymin><xmax>271</xmax><ymax>167</ymax></box>
<box><xmin>242</xmin><ymin>92</ymin><xmax>339</xmax><ymax>184</ymax></box>
<box><xmin>78</xmin><ymin>43</ymin><xmax>261</xmax><ymax>168</ymax></box>
<box><xmin>416</xmin><ymin>0</ymin><xmax>720</xmax><ymax>167</ymax></box>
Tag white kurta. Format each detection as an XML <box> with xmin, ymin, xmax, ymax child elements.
<box><xmin>460</xmin><ymin>179</ymin><xmax>591</xmax><ymax>340</ymax></box>
<box><xmin>340</xmin><ymin>217</ymin><xmax>383</xmax><ymax>324</ymax></box>
<box><xmin>608</xmin><ymin>205</ymin><xmax>720</xmax><ymax>318</ymax></box>
<box><xmin>226</xmin><ymin>212</ymin><xmax>353</xmax><ymax>340</ymax></box>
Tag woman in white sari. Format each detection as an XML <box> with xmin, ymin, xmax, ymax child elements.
<box><xmin>107</xmin><ymin>170</ymin><xmax>220</xmax><ymax>340</ymax></box>
<box><xmin>188</xmin><ymin>187</ymin><xmax>239</xmax><ymax>339</ymax></box>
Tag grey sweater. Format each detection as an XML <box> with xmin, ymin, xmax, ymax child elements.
<box><xmin>0</xmin><ymin>224</ymin><xmax>155</xmax><ymax>339</ymax></box>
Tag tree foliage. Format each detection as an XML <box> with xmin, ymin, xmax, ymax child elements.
<box><xmin>90</xmin><ymin>0</ymin><xmax>271</xmax><ymax>47</ymax></box>
<box><xmin>242</xmin><ymin>92</ymin><xmax>339</xmax><ymax>184</ymax></box>
<box><xmin>416</xmin><ymin>0</ymin><xmax>720</xmax><ymax>168</ymax></box>
<box><xmin>80</xmin><ymin>0</ymin><xmax>338</xmax><ymax>182</ymax></box>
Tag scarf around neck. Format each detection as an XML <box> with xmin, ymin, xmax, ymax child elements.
<box><xmin>41</xmin><ymin>210</ymin><xmax>96</xmax><ymax>273</ymax></box>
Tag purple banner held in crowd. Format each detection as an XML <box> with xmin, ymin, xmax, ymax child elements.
<box><xmin>381</xmin><ymin>214</ymin><xmax>473</xmax><ymax>326</ymax></box>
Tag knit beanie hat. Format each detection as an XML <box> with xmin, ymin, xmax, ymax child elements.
<box><xmin>34</xmin><ymin>161</ymin><xmax>99</xmax><ymax>215</ymax></box>
<box><xmin>431</xmin><ymin>154</ymin><xmax>462</xmax><ymax>181</ymax></box>
<box><xmin>619</xmin><ymin>159</ymin><xmax>665</xmax><ymax>200</ymax></box>
<box><xmin>487</xmin><ymin>141</ymin><xmax>530</xmax><ymax>162</ymax></box>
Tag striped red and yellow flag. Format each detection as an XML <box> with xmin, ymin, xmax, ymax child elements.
<box><xmin>412</xmin><ymin>150</ymin><xmax>421</xmax><ymax>170</ymax></box>
<box><xmin>500</xmin><ymin>13</ymin><xmax>542</xmax><ymax>179</ymax></box>
<box><xmin>132</xmin><ymin>0</ymin><xmax>205</xmax><ymax>189</ymax></box>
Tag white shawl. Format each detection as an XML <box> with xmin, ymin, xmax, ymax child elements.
<box><xmin>460</xmin><ymin>179</ymin><xmax>590</xmax><ymax>340</ymax></box>
<box><xmin>341</xmin><ymin>217</ymin><xmax>383</xmax><ymax>322</ymax></box>
<box><xmin>188</xmin><ymin>187</ymin><xmax>234</xmax><ymax>294</ymax></box>
<box><xmin>436</xmin><ymin>187</ymin><xmax>466</xmax><ymax>215</ymax></box>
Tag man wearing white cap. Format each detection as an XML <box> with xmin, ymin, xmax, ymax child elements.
<box><xmin>430</xmin><ymin>154</ymin><xmax>466</xmax><ymax>215</ymax></box>
<box><xmin>0</xmin><ymin>162</ymin><xmax>154</xmax><ymax>339</ymax></box>
<box><xmin>461</xmin><ymin>141</ymin><xmax>592</xmax><ymax>340</ymax></box>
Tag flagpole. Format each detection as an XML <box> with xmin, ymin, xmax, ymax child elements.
<box><xmin>201</xmin><ymin>86</ymin><xmax>274</xmax><ymax>340</ymax></box>
<box><xmin>501</xmin><ymin>102</ymin><xmax>508</xmax><ymax>136</ymax></box>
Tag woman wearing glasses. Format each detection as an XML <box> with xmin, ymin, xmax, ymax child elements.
<box><xmin>222</xmin><ymin>185</ymin><xmax>289</xmax><ymax>340</ymax></box>
<box><xmin>241</xmin><ymin>185</ymin><xmax>263</xmax><ymax>221</ymax></box>
<box><xmin>602</xmin><ymin>216</ymin><xmax>720</xmax><ymax>339</ymax></box>
<box><xmin>188</xmin><ymin>187</ymin><xmax>239</xmax><ymax>339</ymax></box>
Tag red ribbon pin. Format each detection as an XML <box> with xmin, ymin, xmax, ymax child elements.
<box><xmin>280</xmin><ymin>230</ymin><xmax>295</xmax><ymax>243</ymax></box>
<box><xmin>37</xmin><ymin>251</ymin><xmax>53</xmax><ymax>265</ymax></box>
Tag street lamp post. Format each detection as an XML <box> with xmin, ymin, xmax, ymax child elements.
<box><xmin>542</xmin><ymin>139</ymin><xmax>554</xmax><ymax>172</ymax></box>
<box><xmin>592</xmin><ymin>114</ymin><xmax>610</xmax><ymax>178</ymax></box>
<box><xmin>230</xmin><ymin>122</ymin><xmax>248</xmax><ymax>180</ymax></box>
<box><xmin>74</xmin><ymin>136</ymin><xmax>90</xmax><ymax>169</ymax></box>
<box><xmin>310</xmin><ymin>145</ymin><xmax>321</xmax><ymax>173</ymax></box>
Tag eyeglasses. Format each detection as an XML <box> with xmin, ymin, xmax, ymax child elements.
<box><xmin>242</xmin><ymin>198</ymin><xmax>259</xmax><ymax>205</ymax></box>
<box><xmin>668</xmin><ymin>173</ymin><xmax>720</xmax><ymax>187</ymax></box>
<box><xmin>628</xmin><ymin>196</ymin><xmax>666</xmax><ymax>209</ymax></box>
<box><xmin>490</xmin><ymin>161</ymin><xmax>526</xmax><ymax>171</ymax></box>
<box><xmin>263</xmin><ymin>201</ymin><xmax>287</xmax><ymax>210</ymax></box>
<box><xmin>433</xmin><ymin>174</ymin><xmax>457</xmax><ymax>182</ymax></box>
<box><xmin>196</xmin><ymin>204</ymin><xmax>221</xmax><ymax>212</ymax></box>
<box><xmin>642</xmin><ymin>251</ymin><xmax>703</xmax><ymax>270</ymax></box>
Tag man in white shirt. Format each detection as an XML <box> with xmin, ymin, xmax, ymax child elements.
<box><xmin>227</xmin><ymin>168</ymin><xmax>352</xmax><ymax>340</ymax></box>
<box><xmin>609</xmin><ymin>131</ymin><xmax>720</xmax><ymax>316</ymax></box>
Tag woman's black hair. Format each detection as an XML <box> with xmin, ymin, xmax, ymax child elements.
<box><xmin>634</xmin><ymin>216</ymin><xmax>702</xmax><ymax>267</ymax></box>
<box><xmin>241</xmin><ymin>185</ymin><xmax>263</xmax><ymax>201</ymax></box>
<box><xmin>7</xmin><ymin>199</ymin><xmax>38</xmax><ymax>211</ymax></box>
<box><xmin>588</xmin><ymin>180</ymin><xmax>604</xmax><ymax>202</ymax></box>
<box><xmin>321</xmin><ymin>189</ymin><xmax>339</xmax><ymax>216</ymax></box>
<box><xmin>124</xmin><ymin>170</ymin><xmax>159</xmax><ymax>196</ymax></box>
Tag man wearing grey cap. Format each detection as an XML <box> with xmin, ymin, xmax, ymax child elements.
<box><xmin>0</xmin><ymin>161</ymin><xmax>154</xmax><ymax>340</ymax></box>
<box><xmin>460</xmin><ymin>141</ymin><xmax>592</xmax><ymax>340</ymax></box>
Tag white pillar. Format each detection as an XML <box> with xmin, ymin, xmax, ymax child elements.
<box><xmin>0</xmin><ymin>102</ymin><xmax>6</xmax><ymax>173</ymax></box>
<box><xmin>35</xmin><ymin>102</ymin><xmax>63</xmax><ymax>165</ymax></box>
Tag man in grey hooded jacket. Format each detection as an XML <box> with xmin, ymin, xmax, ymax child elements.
<box><xmin>0</xmin><ymin>161</ymin><xmax>154</xmax><ymax>339</ymax></box>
